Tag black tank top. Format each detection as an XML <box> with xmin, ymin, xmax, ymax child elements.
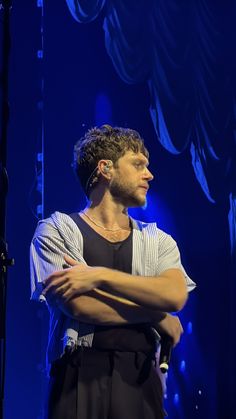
<box><xmin>69</xmin><ymin>213</ymin><xmax>155</xmax><ymax>353</ymax></box>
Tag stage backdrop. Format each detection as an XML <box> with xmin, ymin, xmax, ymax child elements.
<box><xmin>4</xmin><ymin>1</ymin><xmax>235</xmax><ymax>418</ymax></box>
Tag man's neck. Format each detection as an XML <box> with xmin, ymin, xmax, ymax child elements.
<box><xmin>82</xmin><ymin>193</ymin><xmax>129</xmax><ymax>230</ymax></box>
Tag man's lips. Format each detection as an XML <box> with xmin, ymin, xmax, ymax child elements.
<box><xmin>138</xmin><ymin>185</ymin><xmax>149</xmax><ymax>191</ymax></box>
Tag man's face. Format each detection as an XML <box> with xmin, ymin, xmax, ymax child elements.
<box><xmin>109</xmin><ymin>150</ymin><xmax>154</xmax><ymax>207</ymax></box>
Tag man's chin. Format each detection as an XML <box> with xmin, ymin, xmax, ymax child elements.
<box><xmin>128</xmin><ymin>196</ymin><xmax>147</xmax><ymax>208</ymax></box>
<box><xmin>111</xmin><ymin>188</ymin><xmax>147</xmax><ymax>208</ymax></box>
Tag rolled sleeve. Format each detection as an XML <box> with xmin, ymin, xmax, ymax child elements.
<box><xmin>157</xmin><ymin>233</ymin><xmax>196</xmax><ymax>291</ymax></box>
<box><xmin>30</xmin><ymin>212</ymin><xmax>85</xmax><ymax>301</ymax></box>
<box><xmin>30</xmin><ymin>222</ymin><xmax>69</xmax><ymax>300</ymax></box>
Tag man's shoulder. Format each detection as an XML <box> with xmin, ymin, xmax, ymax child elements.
<box><xmin>130</xmin><ymin>216</ymin><xmax>171</xmax><ymax>238</ymax></box>
<box><xmin>33</xmin><ymin>211</ymin><xmax>79</xmax><ymax>237</ymax></box>
<box><xmin>130</xmin><ymin>216</ymin><xmax>156</xmax><ymax>230</ymax></box>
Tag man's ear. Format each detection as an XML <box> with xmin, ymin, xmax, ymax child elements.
<box><xmin>97</xmin><ymin>160</ymin><xmax>113</xmax><ymax>177</ymax></box>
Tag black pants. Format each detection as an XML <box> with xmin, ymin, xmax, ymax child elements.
<box><xmin>45</xmin><ymin>348</ymin><xmax>166</xmax><ymax>419</ymax></box>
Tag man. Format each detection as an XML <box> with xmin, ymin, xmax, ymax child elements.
<box><xmin>30</xmin><ymin>125</ymin><xmax>195</xmax><ymax>419</ymax></box>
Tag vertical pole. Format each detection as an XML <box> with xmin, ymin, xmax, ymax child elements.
<box><xmin>0</xmin><ymin>2</ymin><xmax>13</xmax><ymax>418</ymax></box>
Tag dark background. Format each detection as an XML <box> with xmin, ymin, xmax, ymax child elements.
<box><xmin>2</xmin><ymin>1</ymin><xmax>234</xmax><ymax>418</ymax></box>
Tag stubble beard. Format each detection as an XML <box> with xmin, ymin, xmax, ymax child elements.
<box><xmin>109</xmin><ymin>177</ymin><xmax>146</xmax><ymax>208</ymax></box>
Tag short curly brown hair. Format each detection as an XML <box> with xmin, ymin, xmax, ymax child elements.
<box><xmin>73</xmin><ymin>125</ymin><xmax>149</xmax><ymax>196</ymax></box>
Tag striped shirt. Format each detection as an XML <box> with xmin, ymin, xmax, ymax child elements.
<box><xmin>30</xmin><ymin>211</ymin><xmax>196</xmax><ymax>366</ymax></box>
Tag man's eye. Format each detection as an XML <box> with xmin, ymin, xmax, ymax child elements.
<box><xmin>134</xmin><ymin>162</ymin><xmax>146</xmax><ymax>170</ymax></box>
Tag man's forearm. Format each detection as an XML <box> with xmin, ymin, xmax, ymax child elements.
<box><xmin>59</xmin><ymin>289</ymin><xmax>166</xmax><ymax>325</ymax></box>
<box><xmin>99</xmin><ymin>267</ymin><xmax>188</xmax><ymax>312</ymax></box>
<box><xmin>59</xmin><ymin>290</ymin><xmax>183</xmax><ymax>347</ymax></box>
<box><xmin>42</xmin><ymin>256</ymin><xmax>188</xmax><ymax>313</ymax></box>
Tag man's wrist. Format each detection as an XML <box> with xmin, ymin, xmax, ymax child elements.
<box><xmin>98</xmin><ymin>267</ymin><xmax>111</xmax><ymax>288</ymax></box>
<box><xmin>99</xmin><ymin>266</ymin><xmax>116</xmax><ymax>288</ymax></box>
<box><xmin>150</xmin><ymin>311</ymin><xmax>167</xmax><ymax>324</ymax></box>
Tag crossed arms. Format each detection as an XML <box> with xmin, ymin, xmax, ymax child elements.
<box><xmin>40</xmin><ymin>254</ymin><xmax>187</xmax><ymax>344</ymax></box>
<box><xmin>30</xmin><ymin>219</ymin><xmax>190</xmax><ymax>345</ymax></box>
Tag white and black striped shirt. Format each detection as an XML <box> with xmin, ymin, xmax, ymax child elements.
<box><xmin>30</xmin><ymin>211</ymin><xmax>196</xmax><ymax>366</ymax></box>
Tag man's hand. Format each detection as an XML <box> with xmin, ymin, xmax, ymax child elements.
<box><xmin>153</xmin><ymin>313</ymin><xmax>183</xmax><ymax>346</ymax></box>
<box><xmin>41</xmin><ymin>255</ymin><xmax>104</xmax><ymax>305</ymax></box>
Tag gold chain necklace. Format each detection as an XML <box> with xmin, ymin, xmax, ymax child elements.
<box><xmin>81</xmin><ymin>211</ymin><xmax>129</xmax><ymax>232</ymax></box>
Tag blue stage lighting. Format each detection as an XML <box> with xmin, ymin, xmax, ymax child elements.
<box><xmin>187</xmin><ymin>321</ymin><xmax>193</xmax><ymax>334</ymax></box>
<box><xmin>174</xmin><ymin>393</ymin><xmax>179</xmax><ymax>405</ymax></box>
<box><xmin>180</xmin><ymin>360</ymin><xmax>186</xmax><ymax>372</ymax></box>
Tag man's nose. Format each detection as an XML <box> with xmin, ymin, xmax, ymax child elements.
<box><xmin>143</xmin><ymin>167</ymin><xmax>154</xmax><ymax>181</ymax></box>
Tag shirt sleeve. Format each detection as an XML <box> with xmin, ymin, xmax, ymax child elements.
<box><xmin>157</xmin><ymin>231</ymin><xmax>196</xmax><ymax>292</ymax></box>
<box><xmin>30</xmin><ymin>212</ymin><xmax>85</xmax><ymax>300</ymax></box>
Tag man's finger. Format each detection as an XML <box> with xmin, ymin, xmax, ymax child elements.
<box><xmin>64</xmin><ymin>254</ymin><xmax>79</xmax><ymax>266</ymax></box>
<box><xmin>43</xmin><ymin>270</ymin><xmax>66</xmax><ymax>287</ymax></box>
<box><xmin>42</xmin><ymin>276</ymin><xmax>68</xmax><ymax>296</ymax></box>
